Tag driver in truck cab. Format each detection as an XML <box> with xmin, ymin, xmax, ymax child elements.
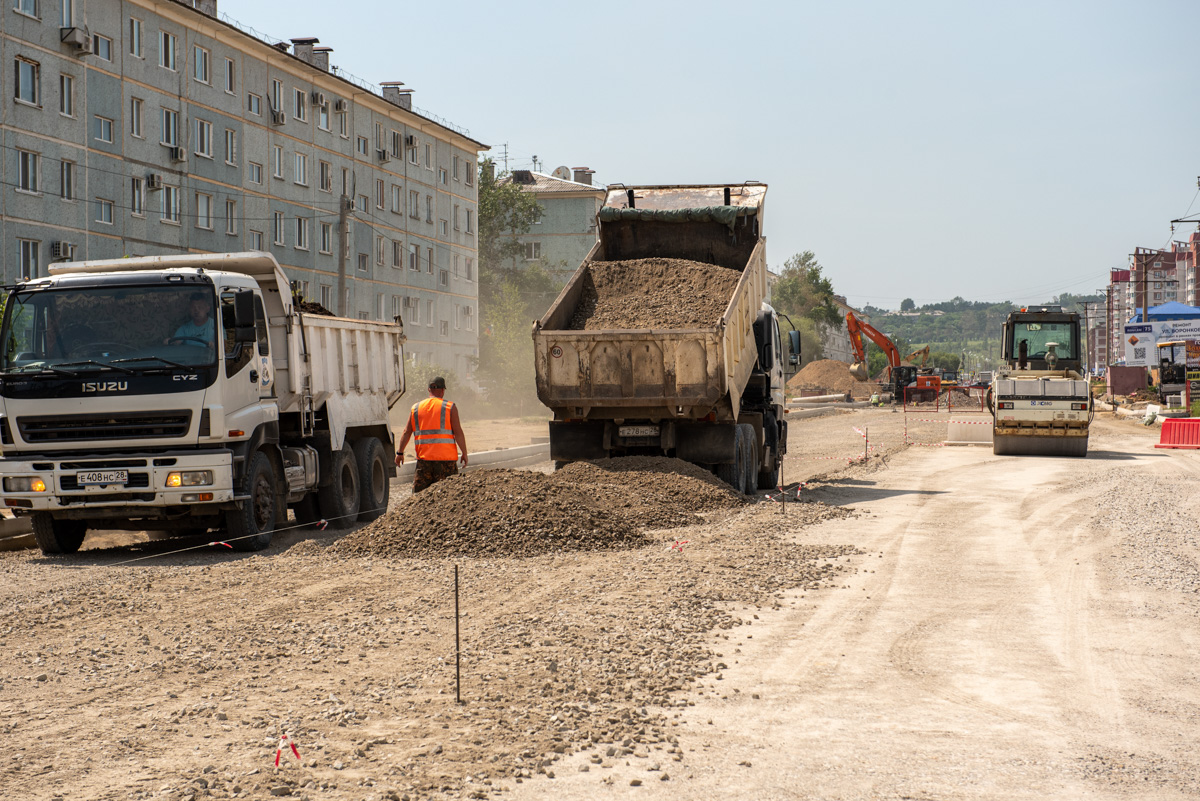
<box><xmin>166</xmin><ymin>292</ymin><xmax>215</xmax><ymax>347</ymax></box>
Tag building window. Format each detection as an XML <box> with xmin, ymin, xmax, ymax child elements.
<box><xmin>440</xmin><ymin>220</ymin><xmax>448</xmax><ymax>237</ymax></box>
<box><xmin>161</xmin><ymin>185</ymin><xmax>179</xmax><ymax>223</ymax></box>
<box><xmin>408</xmin><ymin>244</ymin><xmax>418</xmax><ymax>271</ymax></box>
<box><xmin>453</xmin><ymin>253</ymin><xmax>460</xmax><ymax>278</ymax></box>
<box><xmin>390</xmin><ymin>131</ymin><xmax>402</xmax><ymax>157</ymax></box>
<box><xmin>93</xmin><ymin>34</ymin><xmax>112</xmax><ymax>61</ymax></box>
<box><xmin>296</xmin><ymin>217</ymin><xmax>309</xmax><ymax>250</ymax></box>
<box><xmin>392</xmin><ymin>295</ymin><xmax>402</xmax><ymax>319</ymax></box>
<box><xmin>18</xmin><ymin>240</ymin><xmax>39</xmax><ymax>279</ymax></box>
<box><xmin>59</xmin><ymin>0</ymin><xmax>70</xmax><ymax>25</ymax></box>
<box><xmin>320</xmin><ymin>285</ymin><xmax>332</xmax><ymax>309</ymax></box>
<box><xmin>341</xmin><ymin>168</ymin><xmax>349</xmax><ymax>196</ymax></box>
<box><xmin>408</xmin><ymin>144</ymin><xmax>418</xmax><ymax>165</ymax></box>
<box><xmin>195</xmin><ymin>119</ymin><xmax>212</xmax><ymax>157</ymax></box>
<box><xmin>129</xmin><ymin>18</ymin><xmax>143</xmax><ymax>57</ymax></box>
<box><xmin>425</xmin><ymin>299</ymin><xmax>433</xmax><ymax>325</ymax></box>
<box><xmin>130</xmin><ymin>97</ymin><xmax>143</xmax><ymax>137</ymax></box>
<box><xmin>439</xmin><ymin>269</ymin><xmax>449</xmax><ymax>287</ymax></box>
<box><xmin>426</xmin><ymin>196</ymin><xmax>433</xmax><ymax>223</ymax></box>
<box><xmin>409</xmin><ymin>190</ymin><xmax>420</xmax><ymax>219</ymax></box>
<box><xmin>453</xmin><ymin>204</ymin><xmax>460</xmax><ymax>230</ymax></box>
<box><xmin>294</xmin><ymin>152</ymin><xmax>308</xmax><ymax>185</ymax></box>
<box><xmin>465</xmin><ymin>162</ymin><xmax>474</xmax><ymax>187</ymax></box>
<box><xmin>320</xmin><ymin>222</ymin><xmax>332</xmax><ymax>254</ymax></box>
<box><xmin>161</xmin><ymin>108</ymin><xmax>178</xmax><ymax>146</ymax></box>
<box><xmin>465</xmin><ymin>305</ymin><xmax>475</xmax><ymax>331</ymax></box>
<box><xmin>338</xmin><ymin>111</ymin><xmax>348</xmax><ymax>137</ymax></box>
<box><xmin>248</xmin><ymin>161</ymin><xmax>262</xmax><ymax>184</ymax></box>
<box><xmin>293</xmin><ymin>87</ymin><xmax>306</xmax><ymax>121</ymax></box>
<box><xmin>375</xmin><ymin>179</ymin><xmax>384</xmax><ymax>209</ymax></box>
<box><xmin>392</xmin><ymin>240</ymin><xmax>402</xmax><ymax>268</ymax></box>
<box><xmin>376</xmin><ymin>235</ymin><xmax>384</xmax><ymax>265</ymax></box>
<box><xmin>426</xmin><ymin>248</ymin><xmax>434</xmax><ymax>275</ymax></box>
<box><xmin>248</xmin><ymin>93</ymin><xmax>261</xmax><ymax>116</ymax></box>
<box><xmin>15</xmin><ymin>59</ymin><xmax>39</xmax><ymax>105</ymax></box>
<box><xmin>58</xmin><ymin>74</ymin><xmax>73</xmax><ymax>116</ymax></box>
<box><xmin>17</xmin><ymin>149</ymin><xmax>39</xmax><ymax>193</ymax></box>
<box><xmin>453</xmin><ymin>155</ymin><xmax>460</xmax><ymax>181</ymax></box>
<box><xmin>391</xmin><ymin>185</ymin><xmax>401</xmax><ymax>213</ymax></box>
<box><xmin>130</xmin><ymin>177</ymin><xmax>144</xmax><ymax>216</ymax></box>
<box><xmin>13</xmin><ymin>0</ymin><xmax>37</xmax><ymax>18</ymax></box>
<box><xmin>465</xmin><ymin>209</ymin><xmax>473</xmax><ymax>234</ymax></box>
<box><xmin>318</xmin><ymin>100</ymin><xmax>329</xmax><ymax>130</ymax></box>
<box><xmin>94</xmin><ymin>115</ymin><xmax>114</xmax><ymax>143</ymax></box>
<box><xmin>195</xmin><ymin>193</ymin><xmax>212</xmax><ymax>229</ymax></box>
<box><xmin>319</xmin><ymin>161</ymin><xmax>332</xmax><ymax>192</ymax></box>
<box><xmin>249</xmin><ymin>230</ymin><xmax>263</xmax><ymax>250</ymax></box>
<box><xmin>59</xmin><ymin>160</ymin><xmax>74</xmax><ymax>200</ymax></box>
<box><xmin>273</xmin><ymin>212</ymin><xmax>284</xmax><ymax>245</ymax></box>
<box><xmin>424</xmin><ymin>143</ymin><xmax>431</xmax><ymax>169</ymax></box>
<box><xmin>224</xmin><ymin>58</ymin><xmax>235</xmax><ymax>93</ymax></box>
<box><xmin>159</xmin><ymin>32</ymin><xmax>177</xmax><ymax>70</ymax></box>
<box><xmin>357</xmin><ymin>194</ymin><xmax>368</xmax><ymax>212</ymax></box>
<box><xmin>272</xmin><ymin>145</ymin><xmax>283</xmax><ymax>178</ymax></box>
<box><xmin>225</xmin><ymin>200</ymin><xmax>237</xmax><ymax>234</ymax></box>
<box><xmin>524</xmin><ymin>241</ymin><xmax>541</xmax><ymax>260</ymax></box>
<box><xmin>465</xmin><ymin>258</ymin><xmax>473</xmax><ymax>281</ymax></box>
<box><xmin>356</xmin><ymin>136</ymin><xmax>368</xmax><ymax>156</ymax></box>
<box><xmin>95</xmin><ymin>198</ymin><xmax>114</xmax><ymax>224</ymax></box>
<box><xmin>439</xmin><ymin>168</ymin><xmax>447</xmax><ymax>185</ymax></box>
<box><xmin>271</xmin><ymin>79</ymin><xmax>283</xmax><ymax>114</ymax></box>
<box><xmin>224</xmin><ymin>129</ymin><xmax>236</xmax><ymax>164</ymax></box>
<box><xmin>440</xmin><ymin>320</ymin><xmax>449</xmax><ymax>337</ymax></box>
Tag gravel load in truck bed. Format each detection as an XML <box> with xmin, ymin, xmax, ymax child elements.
<box><xmin>566</xmin><ymin>258</ymin><xmax>742</xmax><ymax>330</ymax></box>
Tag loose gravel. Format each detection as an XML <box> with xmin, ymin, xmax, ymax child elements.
<box><xmin>564</xmin><ymin>258</ymin><xmax>741</xmax><ymax>331</ymax></box>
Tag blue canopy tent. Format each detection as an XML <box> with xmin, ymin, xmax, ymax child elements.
<box><xmin>1129</xmin><ymin>301</ymin><xmax>1200</xmax><ymax>323</ymax></box>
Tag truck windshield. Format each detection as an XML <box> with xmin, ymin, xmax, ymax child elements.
<box><xmin>0</xmin><ymin>285</ymin><xmax>217</xmax><ymax>373</ymax></box>
<box><xmin>1009</xmin><ymin>322</ymin><xmax>1077</xmax><ymax>361</ymax></box>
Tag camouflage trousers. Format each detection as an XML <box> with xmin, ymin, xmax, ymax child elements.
<box><xmin>413</xmin><ymin>459</ymin><xmax>459</xmax><ymax>493</ymax></box>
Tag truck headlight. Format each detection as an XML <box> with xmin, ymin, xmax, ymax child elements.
<box><xmin>3</xmin><ymin>476</ymin><xmax>47</xmax><ymax>492</ymax></box>
<box><xmin>166</xmin><ymin>471</ymin><xmax>213</xmax><ymax>488</ymax></box>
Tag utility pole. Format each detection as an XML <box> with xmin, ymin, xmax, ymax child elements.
<box><xmin>336</xmin><ymin>193</ymin><xmax>351</xmax><ymax>316</ymax></box>
<box><xmin>501</xmin><ymin>143</ymin><xmax>509</xmax><ymax>172</ymax></box>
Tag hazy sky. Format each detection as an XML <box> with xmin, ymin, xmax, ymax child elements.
<box><xmin>230</xmin><ymin>0</ymin><xmax>1200</xmax><ymax>310</ymax></box>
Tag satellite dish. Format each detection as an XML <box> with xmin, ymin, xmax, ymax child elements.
<box><xmin>551</xmin><ymin>165</ymin><xmax>572</xmax><ymax>181</ymax></box>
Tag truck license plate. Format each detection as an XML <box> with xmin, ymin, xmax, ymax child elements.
<box><xmin>76</xmin><ymin>470</ymin><xmax>128</xmax><ymax>486</ymax></box>
<box><xmin>619</xmin><ymin>425</ymin><xmax>659</xmax><ymax>438</ymax></box>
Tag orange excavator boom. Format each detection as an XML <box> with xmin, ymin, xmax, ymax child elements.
<box><xmin>846</xmin><ymin>311</ymin><xmax>903</xmax><ymax>381</ymax></box>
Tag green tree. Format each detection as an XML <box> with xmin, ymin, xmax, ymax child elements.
<box><xmin>780</xmin><ymin>317</ymin><xmax>824</xmax><ymax>367</ymax></box>
<box><xmin>900</xmin><ymin>297</ymin><xmax>916</xmax><ymax>312</ymax></box>
<box><xmin>477</xmin><ymin>157</ymin><xmax>543</xmax><ymax>271</ymax></box>
<box><xmin>475</xmin><ymin>281</ymin><xmax>541</xmax><ymax>413</ymax></box>
<box><xmin>771</xmin><ymin>251</ymin><xmax>842</xmax><ymax>329</ymax></box>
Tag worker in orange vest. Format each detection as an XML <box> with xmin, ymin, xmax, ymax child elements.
<box><xmin>395</xmin><ymin>376</ymin><xmax>469</xmax><ymax>492</ymax></box>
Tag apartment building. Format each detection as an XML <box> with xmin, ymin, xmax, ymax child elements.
<box><xmin>2</xmin><ymin>0</ymin><xmax>486</xmax><ymax>376</ymax></box>
<box><xmin>501</xmin><ymin>167</ymin><xmax>604</xmax><ymax>279</ymax></box>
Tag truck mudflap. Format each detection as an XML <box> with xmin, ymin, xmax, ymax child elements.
<box><xmin>0</xmin><ymin>450</ymin><xmax>236</xmax><ymax>511</ymax></box>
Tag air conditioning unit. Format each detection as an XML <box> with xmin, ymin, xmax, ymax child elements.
<box><xmin>51</xmin><ymin>241</ymin><xmax>75</xmax><ymax>260</ymax></box>
<box><xmin>311</xmin><ymin>91</ymin><xmax>326</xmax><ymax>107</ymax></box>
<box><xmin>168</xmin><ymin>146</ymin><xmax>186</xmax><ymax>162</ymax></box>
<box><xmin>270</xmin><ymin>109</ymin><xmax>286</xmax><ymax>126</ymax></box>
<box><xmin>333</xmin><ymin>98</ymin><xmax>347</xmax><ymax>112</ymax></box>
<box><xmin>146</xmin><ymin>173</ymin><xmax>163</xmax><ymax>190</ymax></box>
<box><xmin>376</xmin><ymin>148</ymin><xmax>389</xmax><ymax>163</ymax></box>
<box><xmin>60</xmin><ymin>26</ymin><xmax>92</xmax><ymax>54</ymax></box>
<box><xmin>404</xmin><ymin>135</ymin><xmax>417</xmax><ymax>147</ymax></box>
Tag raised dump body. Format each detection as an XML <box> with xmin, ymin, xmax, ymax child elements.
<box><xmin>0</xmin><ymin>252</ymin><xmax>405</xmax><ymax>554</ymax></box>
<box><xmin>532</xmin><ymin>183</ymin><xmax>793</xmax><ymax>494</ymax></box>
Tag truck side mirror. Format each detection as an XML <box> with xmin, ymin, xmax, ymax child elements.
<box><xmin>788</xmin><ymin>330</ymin><xmax>801</xmax><ymax>365</ymax></box>
<box><xmin>233</xmin><ymin>290</ymin><xmax>256</xmax><ymax>343</ymax></box>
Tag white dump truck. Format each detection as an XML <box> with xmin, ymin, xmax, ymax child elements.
<box><xmin>532</xmin><ymin>183</ymin><xmax>796</xmax><ymax>494</ymax></box>
<box><xmin>988</xmin><ymin>305</ymin><xmax>1092</xmax><ymax>456</ymax></box>
<box><xmin>0</xmin><ymin>252</ymin><xmax>406</xmax><ymax>554</ymax></box>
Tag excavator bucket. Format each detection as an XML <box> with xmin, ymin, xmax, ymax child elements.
<box><xmin>848</xmin><ymin>362</ymin><xmax>869</xmax><ymax>382</ymax></box>
<box><xmin>993</xmin><ymin>433</ymin><xmax>1088</xmax><ymax>457</ymax></box>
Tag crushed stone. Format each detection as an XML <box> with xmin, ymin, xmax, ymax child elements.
<box><xmin>565</xmin><ymin>258</ymin><xmax>741</xmax><ymax>330</ymax></box>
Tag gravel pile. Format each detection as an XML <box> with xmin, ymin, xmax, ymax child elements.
<box><xmin>332</xmin><ymin>469</ymin><xmax>648</xmax><ymax>558</ymax></box>
<box><xmin>789</xmin><ymin>359</ymin><xmax>875</xmax><ymax>398</ymax></box>
<box><xmin>565</xmin><ymin>258</ymin><xmax>741</xmax><ymax>330</ymax></box>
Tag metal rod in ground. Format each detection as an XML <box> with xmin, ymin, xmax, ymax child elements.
<box><xmin>864</xmin><ymin>427</ymin><xmax>868</xmax><ymax>462</ymax></box>
<box><xmin>454</xmin><ymin>564</ymin><xmax>462</xmax><ymax>704</ymax></box>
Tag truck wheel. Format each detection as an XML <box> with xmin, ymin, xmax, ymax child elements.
<box><xmin>317</xmin><ymin>443</ymin><xmax>361</xmax><ymax>528</ymax></box>
<box><xmin>353</xmin><ymin>437</ymin><xmax>390</xmax><ymax>522</ymax></box>
<box><xmin>31</xmin><ymin>513</ymin><xmax>87</xmax><ymax>555</ymax></box>
<box><xmin>757</xmin><ymin>413</ymin><xmax>780</xmax><ymax>490</ymax></box>
<box><xmin>739</xmin><ymin>423</ymin><xmax>758</xmax><ymax>496</ymax></box>
<box><xmin>226</xmin><ymin>451</ymin><xmax>277</xmax><ymax>552</ymax></box>
<box><xmin>714</xmin><ymin>426</ymin><xmax>747</xmax><ymax>494</ymax></box>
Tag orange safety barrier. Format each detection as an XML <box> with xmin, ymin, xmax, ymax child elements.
<box><xmin>1155</xmin><ymin>418</ymin><xmax>1200</xmax><ymax>449</ymax></box>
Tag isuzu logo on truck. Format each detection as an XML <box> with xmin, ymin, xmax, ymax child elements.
<box><xmin>81</xmin><ymin>381</ymin><xmax>128</xmax><ymax>392</ymax></box>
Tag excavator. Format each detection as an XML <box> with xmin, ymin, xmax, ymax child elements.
<box><xmin>846</xmin><ymin>312</ymin><xmax>931</xmax><ymax>400</ymax></box>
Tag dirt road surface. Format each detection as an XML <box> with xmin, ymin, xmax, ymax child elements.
<box><xmin>3</xmin><ymin>410</ymin><xmax>1198</xmax><ymax>800</ymax></box>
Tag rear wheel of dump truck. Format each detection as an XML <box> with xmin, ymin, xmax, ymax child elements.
<box><xmin>739</xmin><ymin>423</ymin><xmax>757</xmax><ymax>495</ymax></box>
<box><xmin>353</xmin><ymin>437</ymin><xmax>390</xmax><ymax>522</ymax></box>
<box><xmin>714</xmin><ymin>425</ymin><xmax>748</xmax><ymax>494</ymax></box>
<box><xmin>226</xmin><ymin>451</ymin><xmax>277</xmax><ymax>551</ymax></box>
<box><xmin>318</xmin><ymin>443</ymin><xmax>361</xmax><ymax>528</ymax></box>
<box><xmin>31</xmin><ymin>513</ymin><xmax>87</xmax><ymax>555</ymax></box>
<box><xmin>757</xmin><ymin>413</ymin><xmax>780</xmax><ymax>490</ymax></box>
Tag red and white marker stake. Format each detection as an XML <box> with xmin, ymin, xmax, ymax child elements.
<box><xmin>669</xmin><ymin>540</ymin><xmax>689</xmax><ymax>552</ymax></box>
<box><xmin>275</xmin><ymin>733</ymin><xmax>301</xmax><ymax>767</ymax></box>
